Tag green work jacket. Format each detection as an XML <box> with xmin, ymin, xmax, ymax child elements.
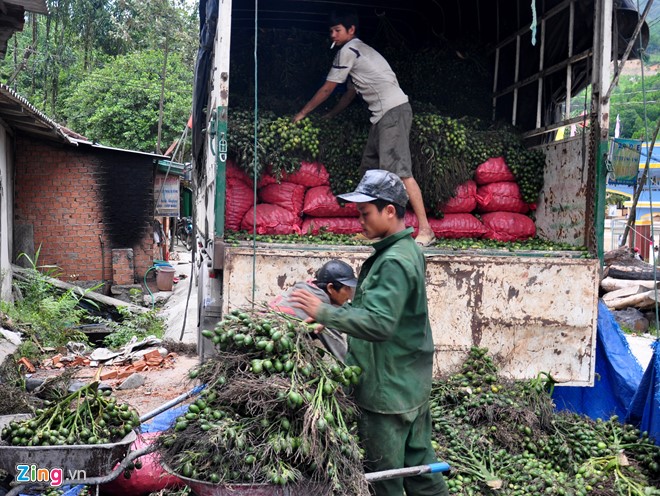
<box><xmin>316</xmin><ymin>227</ymin><xmax>435</xmax><ymax>414</ymax></box>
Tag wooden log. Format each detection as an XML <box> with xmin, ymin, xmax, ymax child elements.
<box><xmin>607</xmin><ymin>265</ymin><xmax>659</xmax><ymax>281</ymax></box>
<box><xmin>11</xmin><ymin>264</ymin><xmax>148</xmax><ymax>313</ymax></box>
<box><xmin>600</xmin><ymin>277</ymin><xmax>659</xmax><ymax>292</ymax></box>
<box><xmin>604</xmin><ymin>289</ymin><xmax>660</xmax><ymax>310</ymax></box>
<box><xmin>602</xmin><ymin>285</ymin><xmax>647</xmax><ymax>303</ymax></box>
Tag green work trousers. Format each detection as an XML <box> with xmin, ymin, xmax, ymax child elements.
<box><xmin>358</xmin><ymin>403</ymin><xmax>449</xmax><ymax>496</ymax></box>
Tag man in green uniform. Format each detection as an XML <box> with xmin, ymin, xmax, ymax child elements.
<box><xmin>290</xmin><ymin>169</ymin><xmax>448</xmax><ymax>496</ymax></box>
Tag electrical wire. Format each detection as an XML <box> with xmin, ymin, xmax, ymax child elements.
<box><xmin>635</xmin><ymin>0</ymin><xmax>659</xmax><ymax>341</ymax></box>
<box><xmin>251</xmin><ymin>0</ymin><xmax>259</xmax><ymax>310</ymax></box>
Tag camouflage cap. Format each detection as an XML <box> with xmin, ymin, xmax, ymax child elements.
<box><xmin>337</xmin><ymin>169</ymin><xmax>409</xmax><ymax>208</ymax></box>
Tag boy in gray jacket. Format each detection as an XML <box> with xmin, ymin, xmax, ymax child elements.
<box><xmin>270</xmin><ymin>259</ymin><xmax>357</xmax><ymax>360</ymax></box>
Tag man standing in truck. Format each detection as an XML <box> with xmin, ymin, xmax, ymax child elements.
<box><xmin>293</xmin><ymin>10</ymin><xmax>436</xmax><ymax>247</ymax></box>
<box><xmin>289</xmin><ymin>169</ymin><xmax>448</xmax><ymax>496</ymax></box>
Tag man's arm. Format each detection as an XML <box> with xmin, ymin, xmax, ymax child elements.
<box><xmin>292</xmin><ymin>259</ymin><xmax>411</xmax><ymax>342</ymax></box>
<box><xmin>293</xmin><ymin>80</ymin><xmax>338</xmax><ymax>123</ymax></box>
<box><xmin>323</xmin><ymin>86</ymin><xmax>357</xmax><ymax>119</ymax></box>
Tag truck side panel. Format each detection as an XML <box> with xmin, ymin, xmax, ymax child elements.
<box><xmin>535</xmin><ymin>137</ymin><xmax>591</xmax><ymax>246</ymax></box>
<box><xmin>221</xmin><ymin>246</ymin><xmax>598</xmax><ymax>385</ymax></box>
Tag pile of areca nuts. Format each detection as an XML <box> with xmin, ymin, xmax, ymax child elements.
<box><xmin>1</xmin><ymin>381</ymin><xmax>139</xmax><ymax>447</ymax></box>
<box><xmin>157</xmin><ymin>308</ymin><xmax>369</xmax><ymax>495</ymax></box>
<box><xmin>431</xmin><ymin>347</ymin><xmax>660</xmax><ymax>495</ymax></box>
<box><xmin>157</xmin><ymin>309</ymin><xmax>660</xmax><ymax>495</ymax></box>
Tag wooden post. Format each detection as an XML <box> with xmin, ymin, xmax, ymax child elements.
<box><xmin>162</xmin><ymin>216</ymin><xmax>169</xmax><ymax>261</ymax></box>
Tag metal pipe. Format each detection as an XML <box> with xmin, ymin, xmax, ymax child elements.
<box><xmin>98</xmin><ymin>234</ymin><xmax>105</xmax><ymax>287</ymax></box>
<box><xmin>536</xmin><ymin>17</ymin><xmax>546</xmax><ymax>129</ymax></box>
<box><xmin>513</xmin><ymin>35</ymin><xmax>521</xmax><ymax>126</ymax></box>
<box><xmin>139</xmin><ymin>384</ymin><xmax>205</xmax><ymax>423</ymax></box>
<box><xmin>365</xmin><ymin>462</ymin><xmax>451</xmax><ymax>482</ymax></box>
<box><xmin>605</xmin><ymin>0</ymin><xmax>655</xmax><ymax>102</ymax></box>
<box><xmin>566</xmin><ymin>0</ymin><xmax>575</xmax><ymax>119</ymax></box>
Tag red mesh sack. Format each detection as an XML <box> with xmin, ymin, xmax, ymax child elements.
<box><xmin>301</xmin><ymin>217</ymin><xmax>362</xmax><ymax>235</ymax></box>
<box><xmin>258</xmin><ymin>181</ymin><xmax>307</xmax><ymax>216</ymax></box>
<box><xmin>476</xmin><ymin>182</ymin><xmax>529</xmax><ymax>214</ymax></box>
<box><xmin>474</xmin><ymin>157</ymin><xmax>516</xmax><ymax>185</ymax></box>
<box><xmin>303</xmin><ymin>186</ymin><xmax>359</xmax><ymax>217</ymax></box>
<box><xmin>257</xmin><ymin>173</ymin><xmax>277</xmax><ymax>189</ymax></box>
<box><xmin>226</xmin><ymin>177</ymin><xmax>255</xmax><ymax>231</ymax></box>
<box><xmin>440</xmin><ymin>180</ymin><xmax>478</xmax><ymax>214</ymax></box>
<box><xmin>281</xmin><ymin>161</ymin><xmax>330</xmax><ymax>187</ymax></box>
<box><xmin>226</xmin><ymin>159</ymin><xmax>253</xmax><ymax>187</ymax></box>
<box><xmin>404</xmin><ymin>210</ymin><xmax>419</xmax><ymax>236</ymax></box>
<box><xmin>481</xmin><ymin>212</ymin><xmax>536</xmax><ymax>241</ymax></box>
<box><xmin>241</xmin><ymin>204</ymin><xmax>302</xmax><ymax>235</ymax></box>
<box><xmin>102</xmin><ymin>433</ymin><xmax>183</xmax><ymax>494</ymax></box>
<box><xmin>428</xmin><ymin>214</ymin><xmax>487</xmax><ymax>239</ymax></box>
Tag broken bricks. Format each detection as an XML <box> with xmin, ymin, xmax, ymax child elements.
<box><xmin>99</xmin><ymin>352</ymin><xmax>178</xmax><ymax>383</ymax></box>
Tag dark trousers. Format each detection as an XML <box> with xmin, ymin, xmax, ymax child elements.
<box><xmin>358</xmin><ymin>403</ymin><xmax>449</xmax><ymax>496</ymax></box>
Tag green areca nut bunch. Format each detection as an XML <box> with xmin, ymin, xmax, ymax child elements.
<box><xmin>1</xmin><ymin>381</ymin><xmax>139</xmax><ymax>446</ymax></box>
<box><xmin>158</xmin><ymin>309</ymin><xmax>368</xmax><ymax>495</ymax></box>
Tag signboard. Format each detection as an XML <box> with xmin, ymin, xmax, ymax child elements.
<box><xmin>154</xmin><ymin>174</ymin><xmax>180</xmax><ymax>216</ymax></box>
<box><xmin>609</xmin><ymin>138</ymin><xmax>642</xmax><ymax>185</ymax></box>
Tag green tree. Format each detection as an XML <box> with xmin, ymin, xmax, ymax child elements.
<box><xmin>60</xmin><ymin>49</ymin><xmax>192</xmax><ymax>152</ymax></box>
<box><xmin>609</xmin><ymin>73</ymin><xmax>660</xmax><ymax>139</ymax></box>
<box><xmin>0</xmin><ymin>0</ymin><xmax>196</xmax><ymax>147</ymax></box>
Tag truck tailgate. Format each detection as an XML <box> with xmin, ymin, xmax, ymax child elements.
<box><xmin>221</xmin><ymin>244</ymin><xmax>599</xmax><ymax>385</ymax></box>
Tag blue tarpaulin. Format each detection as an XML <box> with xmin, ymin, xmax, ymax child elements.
<box><xmin>140</xmin><ymin>405</ymin><xmax>189</xmax><ymax>433</ymax></box>
<box><xmin>626</xmin><ymin>340</ymin><xmax>660</xmax><ymax>442</ymax></box>
<box><xmin>553</xmin><ymin>301</ymin><xmax>660</xmax><ymax>444</ymax></box>
<box><xmin>553</xmin><ymin>301</ymin><xmax>644</xmax><ymax>420</ymax></box>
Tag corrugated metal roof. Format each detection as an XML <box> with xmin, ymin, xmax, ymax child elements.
<box><xmin>4</xmin><ymin>0</ymin><xmax>48</xmax><ymax>14</ymax></box>
<box><xmin>0</xmin><ymin>83</ymin><xmax>74</xmax><ymax>144</ymax></box>
<box><xmin>0</xmin><ymin>84</ymin><xmax>171</xmax><ymax>159</ymax></box>
<box><xmin>70</xmin><ymin>137</ymin><xmax>170</xmax><ymax>159</ymax></box>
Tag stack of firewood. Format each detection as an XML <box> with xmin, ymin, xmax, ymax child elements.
<box><xmin>601</xmin><ymin>247</ymin><xmax>660</xmax><ymax>310</ymax></box>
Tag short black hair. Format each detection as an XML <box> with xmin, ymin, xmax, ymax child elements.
<box><xmin>329</xmin><ymin>10</ymin><xmax>359</xmax><ymax>32</ymax></box>
<box><xmin>370</xmin><ymin>199</ymin><xmax>405</xmax><ymax>219</ymax></box>
<box><xmin>315</xmin><ymin>280</ymin><xmax>346</xmax><ymax>294</ymax></box>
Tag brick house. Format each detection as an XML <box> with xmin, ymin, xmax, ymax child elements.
<box><xmin>0</xmin><ymin>83</ymin><xmax>167</xmax><ymax>300</ymax></box>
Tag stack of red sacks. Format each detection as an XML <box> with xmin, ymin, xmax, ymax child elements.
<box><xmin>430</xmin><ymin>180</ymin><xmax>487</xmax><ymax>239</ymax></box>
<box><xmin>226</xmin><ymin>156</ymin><xmax>537</xmax><ymax>241</ymax></box>
<box><xmin>228</xmin><ymin>160</ymin><xmax>362</xmax><ymax>236</ymax></box>
<box><xmin>473</xmin><ymin>157</ymin><xmax>537</xmax><ymax>242</ymax></box>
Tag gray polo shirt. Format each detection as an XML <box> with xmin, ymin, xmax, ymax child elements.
<box><xmin>326</xmin><ymin>38</ymin><xmax>408</xmax><ymax>124</ymax></box>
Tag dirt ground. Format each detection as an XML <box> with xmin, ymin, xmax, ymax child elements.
<box><xmin>75</xmin><ymin>354</ymin><xmax>200</xmax><ymax>417</ymax></box>
<box><xmin>20</xmin><ymin>244</ymin><xmax>203</xmax><ymax>419</ymax></box>
<box><xmin>22</xmin><ymin>349</ymin><xmax>200</xmax><ymax>420</ymax></box>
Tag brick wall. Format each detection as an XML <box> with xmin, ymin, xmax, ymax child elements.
<box><xmin>112</xmin><ymin>248</ymin><xmax>135</xmax><ymax>285</ymax></box>
<box><xmin>13</xmin><ymin>136</ymin><xmax>154</xmax><ymax>286</ymax></box>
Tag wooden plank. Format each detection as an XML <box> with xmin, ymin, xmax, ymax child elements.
<box><xmin>602</xmin><ymin>285</ymin><xmax>647</xmax><ymax>303</ymax></box>
<box><xmin>601</xmin><ymin>277</ymin><xmax>659</xmax><ymax>292</ymax></box>
<box><xmin>604</xmin><ymin>289</ymin><xmax>660</xmax><ymax>310</ymax></box>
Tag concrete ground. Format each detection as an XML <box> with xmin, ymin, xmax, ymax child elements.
<box><xmin>625</xmin><ymin>333</ymin><xmax>657</xmax><ymax>371</ymax></box>
<box><xmin>159</xmin><ymin>245</ymin><xmax>199</xmax><ymax>345</ymax></box>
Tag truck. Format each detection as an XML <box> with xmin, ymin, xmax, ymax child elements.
<box><xmin>190</xmin><ymin>0</ymin><xmax>649</xmax><ymax>386</ymax></box>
